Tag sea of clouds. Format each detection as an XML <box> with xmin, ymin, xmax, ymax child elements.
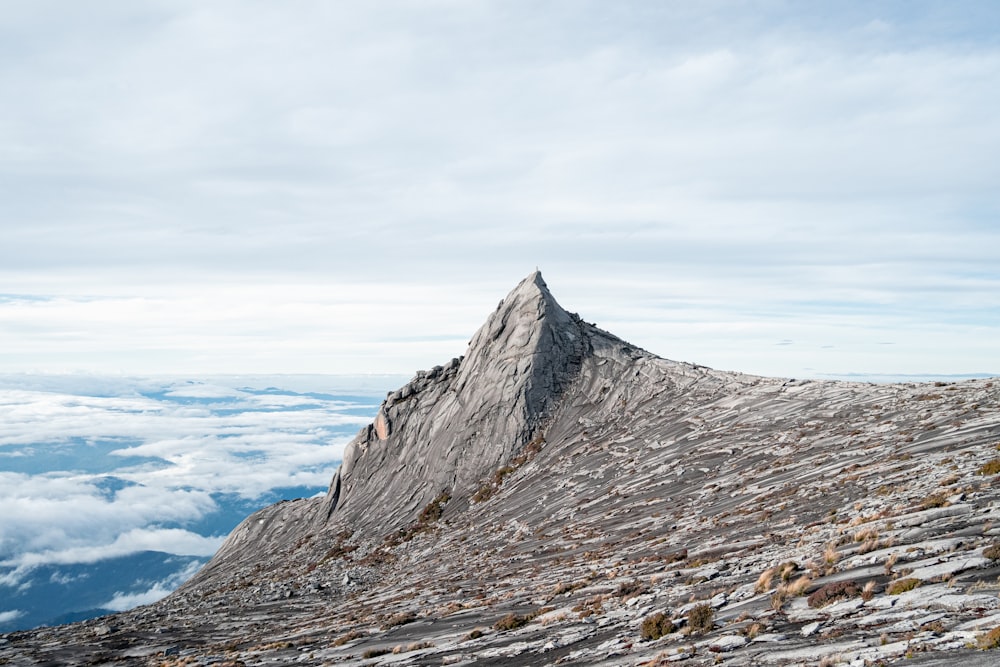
<box><xmin>0</xmin><ymin>374</ymin><xmax>399</xmax><ymax>630</ymax></box>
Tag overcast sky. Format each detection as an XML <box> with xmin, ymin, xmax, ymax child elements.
<box><xmin>2</xmin><ymin>1</ymin><xmax>998</xmax><ymax>378</ymax></box>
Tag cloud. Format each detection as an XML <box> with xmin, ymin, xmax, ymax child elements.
<box><xmin>101</xmin><ymin>559</ymin><xmax>204</xmax><ymax>612</ymax></box>
<box><xmin>0</xmin><ymin>376</ymin><xmax>389</xmax><ymax>586</ymax></box>
<box><xmin>0</xmin><ymin>3</ymin><xmax>998</xmax><ymax>376</ymax></box>
<box><xmin>5</xmin><ymin>528</ymin><xmax>222</xmax><ymax>571</ymax></box>
<box><xmin>0</xmin><ymin>609</ymin><xmax>24</xmax><ymax>624</ymax></box>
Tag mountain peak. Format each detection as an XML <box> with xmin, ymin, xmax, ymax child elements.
<box><xmin>316</xmin><ymin>272</ymin><xmax>590</xmax><ymax>534</ymax></box>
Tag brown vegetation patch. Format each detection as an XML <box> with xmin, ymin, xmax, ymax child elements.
<box><xmin>332</xmin><ymin>630</ymin><xmax>364</xmax><ymax>646</ymax></box>
<box><xmin>979</xmin><ymin>459</ymin><xmax>1000</xmax><ymax>475</ymax></box>
<box><xmin>807</xmin><ymin>581</ymin><xmax>861</xmax><ymax>608</ymax></box>
<box><xmin>381</xmin><ymin>611</ymin><xmax>417</xmax><ymax>629</ymax></box>
<box><xmin>493</xmin><ymin>613</ymin><xmax>530</xmax><ymax>632</ymax></box>
<box><xmin>616</xmin><ymin>579</ymin><xmax>649</xmax><ymax>598</ymax></box>
<box><xmin>978</xmin><ymin>626</ymin><xmax>1000</xmax><ymax>650</ymax></box>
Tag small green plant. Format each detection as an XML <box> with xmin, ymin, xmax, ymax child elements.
<box><xmin>686</xmin><ymin>603</ymin><xmax>715</xmax><ymax>634</ymax></box>
<box><xmin>640</xmin><ymin>612</ymin><xmax>673</xmax><ymax>640</ymax></box>
<box><xmin>887</xmin><ymin>577</ymin><xmax>922</xmax><ymax>595</ymax></box>
<box><xmin>978</xmin><ymin>459</ymin><xmax>1000</xmax><ymax>475</ymax></box>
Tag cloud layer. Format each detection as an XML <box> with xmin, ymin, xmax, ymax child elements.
<box><xmin>1</xmin><ymin>2</ymin><xmax>998</xmax><ymax>377</ymax></box>
<box><xmin>0</xmin><ymin>376</ymin><xmax>385</xmax><ymax>583</ymax></box>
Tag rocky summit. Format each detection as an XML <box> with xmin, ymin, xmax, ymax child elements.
<box><xmin>4</xmin><ymin>272</ymin><xmax>1000</xmax><ymax>667</ymax></box>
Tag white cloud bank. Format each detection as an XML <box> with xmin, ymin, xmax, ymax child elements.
<box><xmin>102</xmin><ymin>559</ymin><xmax>205</xmax><ymax>612</ymax></box>
<box><xmin>0</xmin><ymin>376</ymin><xmax>384</xmax><ymax>586</ymax></box>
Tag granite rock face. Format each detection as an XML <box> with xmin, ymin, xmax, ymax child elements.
<box><xmin>327</xmin><ymin>270</ymin><xmax>590</xmax><ymax>533</ymax></box>
<box><xmin>4</xmin><ymin>271</ymin><xmax>1000</xmax><ymax>667</ymax></box>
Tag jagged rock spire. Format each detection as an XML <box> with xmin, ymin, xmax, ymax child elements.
<box><xmin>323</xmin><ymin>271</ymin><xmax>589</xmax><ymax>534</ymax></box>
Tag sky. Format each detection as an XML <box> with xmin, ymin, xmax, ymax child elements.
<box><xmin>1</xmin><ymin>1</ymin><xmax>998</xmax><ymax>379</ymax></box>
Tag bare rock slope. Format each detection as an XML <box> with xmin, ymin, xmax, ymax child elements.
<box><xmin>4</xmin><ymin>271</ymin><xmax>1000</xmax><ymax>667</ymax></box>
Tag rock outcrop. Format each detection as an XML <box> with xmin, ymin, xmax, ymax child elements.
<box><xmin>4</xmin><ymin>271</ymin><xmax>1000</xmax><ymax>667</ymax></box>
<box><xmin>325</xmin><ymin>270</ymin><xmax>590</xmax><ymax>532</ymax></box>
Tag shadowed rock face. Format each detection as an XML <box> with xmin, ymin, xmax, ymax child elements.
<box><xmin>5</xmin><ymin>272</ymin><xmax>1000</xmax><ymax>667</ymax></box>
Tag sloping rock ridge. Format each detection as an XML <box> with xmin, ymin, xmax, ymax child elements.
<box><xmin>4</xmin><ymin>271</ymin><xmax>1000</xmax><ymax>667</ymax></box>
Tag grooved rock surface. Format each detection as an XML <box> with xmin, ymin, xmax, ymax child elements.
<box><xmin>3</xmin><ymin>271</ymin><xmax>1000</xmax><ymax>667</ymax></box>
<box><xmin>327</xmin><ymin>270</ymin><xmax>590</xmax><ymax>533</ymax></box>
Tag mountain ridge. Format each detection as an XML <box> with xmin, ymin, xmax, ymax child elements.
<box><xmin>4</xmin><ymin>272</ymin><xmax>1000</xmax><ymax>667</ymax></box>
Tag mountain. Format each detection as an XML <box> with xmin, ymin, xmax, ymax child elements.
<box><xmin>3</xmin><ymin>271</ymin><xmax>1000</xmax><ymax>666</ymax></box>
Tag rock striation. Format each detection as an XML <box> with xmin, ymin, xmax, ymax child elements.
<box><xmin>3</xmin><ymin>271</ymin><xmax>1000</xmax><ymax>667</ymax></box>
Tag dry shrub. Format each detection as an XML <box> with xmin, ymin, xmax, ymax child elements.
<box><xmin>381</xmin><ymin>611</ymin><xmax>417</xmax><ymax>629</ymax></box>
<box><xmin>573</xmin><ymin>595</ymin><xmax>604</xmax><ymax>618</ymax></box>
<box><xmin>920</xmin><ymin>493</ymin><xmax>949</xmax><ymax>509</ymax></box>
<box><xmin>754</xmin><ymin>568</ymin><xmax>775</xmax><ymax>593</ymax></box>
<box><xmin>984</xmin><ymin>543</ymin><xmax>1000</xmax><ymax>560</ymax></box>
<box><xmin>417</xmin><ymin>491</ymin><xmax>451</xmax><ymax>523</ymax></box>
<box><xmin>786</xmin><ymin>575</ymin><xmax>812</xmax><ymax>596</ymax></box>
<box><xmin>640</xmin><ymin>612</ymin><xmax>673</xmax><ymax>641</ymax></box>
<box><xmin>978</xmin><ymin>459</ymin><xmax>1000</xmax><ymax>475</ymax></box>
<box><xmin>854</xmin><ymin>527</ymin><xmax>879</xmax><ymax>543</ymax></box>
<box><xmin>392</xmin><ymin>641</ymin><xmax>433</xmax><ymax>654</ymax></box>
<box><xmin>686</xmin><ymin>604</ymin><xmax>714</xmax><ymax>635</ymax></box>
<box><xmin>617</xmin><ymin>579</ymin><xmax>649</xmax><ymax>598</ymax></box>
<box><xmin>823</xmin><ymin>543</ymin><xmax>840</xmax><ymax>569</ymax></box>
<box><xmin>778</xmin><ymin>561</ymin><xmax>799</xmax><ymax>582</ymax></box>
<box><xmin>755</xmin><ymin>561</ymin><xmax>798</xmax><ymax>593</ymax></box>
<box><xmin>858</xmin><ymin>537</ymin><xmax>881</xmax><ymax>554</ymax></box>
<box><xmin>493</xmin><ymin>613</ymin><xmax>529</xmax><ymax>632</ymax></box>
<box><xmin>332</xmin><ymin>629</ymin><xmax>364</xmax><ymax>646</ymax></box>
<box><xmin>861</xmin><ymin>580</ymin><xmax>878</xmax><ymax>601</ymax></box>
<box><xmin>551</xmin><ymin>580</ymin><xmax>584</xmax><ymax>596</ymax></box>
<box><xmin>978</xmin><ymin>626</ymin><xmax>1000</xmax><ymax>649</ymax></box>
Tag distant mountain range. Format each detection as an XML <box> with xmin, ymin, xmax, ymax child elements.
<box><xmin>4</xmin><ymin>272</ymin><xmax>1000</xmax><ymax>666</ymax></box>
